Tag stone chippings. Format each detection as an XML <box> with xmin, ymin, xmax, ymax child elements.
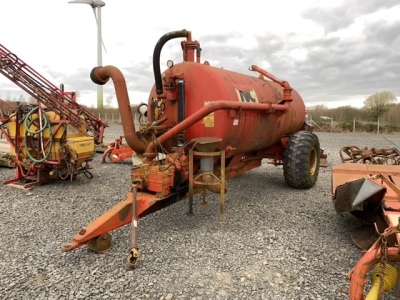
<box><xmin>1</xmin><ymin>125</ymin><xmax>399</xmax><ymax>299</ymax></box>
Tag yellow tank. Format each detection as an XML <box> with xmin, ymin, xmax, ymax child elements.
<box><xmin>7</xmin><ymin>109</ymin><xmax>90</xmax><ymax>163</ymax></box>
<box><xmin>66</xmin><ymin>136</ymin><xmax>95</xmax><ymax>165</ymax></box>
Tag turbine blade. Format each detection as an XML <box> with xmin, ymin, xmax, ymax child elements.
<box><xmin>68</xmin><ymin>0</ymin><xmax>93</xmax><ymax>4</ymax></box>
<box><xmin>92</xmin><ymin>7</ymin><xmax>98</xmax><ymax>25</ymax></box>
<box><xmin>91</xmin><ymin>6</ymin><xmax>106</xmax><ymax>53</ymax></box>
<box><xmin>101</xmin><ymin>39</ymin><xmax>107</xmax><ymax>54</ymax></box>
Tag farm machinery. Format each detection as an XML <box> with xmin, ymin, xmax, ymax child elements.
<box><xmin>333</xmin><ymin>146</ymin><xmax>400</xmax><ymax>299</ymax></box>
<box><xmin>0</xmin><ymin>98</ymin><xmax>14</xmax><ymax>167</ymax></box>
<box><xmin>100</xmin><ymin>105</ymin><xmax>147</xmax><ymax>164</ymax></box>
<box><xmin>101</xmin><ymin>135</ymin><xmax>135</xmax><ymax>163</ymax></box>
<box><xmin>61</xmin><ymin>29</ymin><xmax>326</xmax><ymax>268</ymax></box>
<box><xmin>0</xmin><ymin>44</ymin><xmax>108</xmax><ymax>189</ymax></box>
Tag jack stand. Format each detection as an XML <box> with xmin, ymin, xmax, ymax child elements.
<box><xmin>126</xmin><ymin>184</ymin><xmax>139</xmax><ymax>270</ymax></box>
<box><xmin>188</xmin><ymin>137</ymin><xmax>226</xmax><ymax>216</ymax></box>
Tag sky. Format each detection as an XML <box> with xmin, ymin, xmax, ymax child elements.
<box><xmin>0</xmin><ymin>0</ymin><xmax>399</xmax><ymax>109</ymax></box>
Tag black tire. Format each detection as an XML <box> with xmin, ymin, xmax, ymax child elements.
<box><xmin>283</xmin><ymin>131</ymin><xmax>320</xmax><ymax>189</ymax></box>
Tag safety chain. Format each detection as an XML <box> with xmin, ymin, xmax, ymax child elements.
<box><xmin>376</xmin><ymin>223</ymin><xmax>400</xmax><ymax>299</ymax></box>
<box><xmin>378</xmin><ymin>233</ymin><xmax>388</xmax><ymax>299</ymax></box>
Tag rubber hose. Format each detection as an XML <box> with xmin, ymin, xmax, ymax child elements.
<box><xmin>23</xmin><ymin>107</ymin><xmax>53</xmax><ymax>163</ymax></box>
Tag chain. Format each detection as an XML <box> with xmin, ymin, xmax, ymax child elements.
<box><xmin>378</xmin><ymin>233</ymin><xmax>388</xmax><ymax>299</ymax></box>
<box><xmin>372</xmin><ymin>220</ymin><xmax>400</xmax><ymax>299</ymax></box>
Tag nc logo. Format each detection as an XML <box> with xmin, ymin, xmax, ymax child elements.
<box><xmin>238</xmin><ymin>90</ymin><xmax>257</xmax><ymax>103</ymax></box>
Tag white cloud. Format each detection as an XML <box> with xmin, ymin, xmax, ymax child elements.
<box><xmin>0</xmin><ymin>0</ymin><xmax>399</xmax><ymax>109</ymax></box>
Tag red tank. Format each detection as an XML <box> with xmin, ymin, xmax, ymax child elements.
<box><xmin>66</xmin><ymin>29</ymin><xmax>323</xmax><ymax>264</ymax></box>
<box><xmin>148</xmin><ymin>61</ymin><xmax>306</xmax><ymax>157</ymax></box>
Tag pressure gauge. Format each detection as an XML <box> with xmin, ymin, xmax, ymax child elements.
<box><xmin>167</xmin><ymin>60</ymin><xmax>174</xmax><ymax>68</ymax></box>
<box><xmin>137</xmin><ymin>102</ymin><xmax>148</xmax><ymax>117</ymax></box>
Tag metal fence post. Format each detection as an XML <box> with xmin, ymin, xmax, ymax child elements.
<box><xmin>377</xmin><ymin>117</ymin><xmax>380</xmax><ymax>134</ymax></box>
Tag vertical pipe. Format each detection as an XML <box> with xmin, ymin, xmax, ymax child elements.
<box><xmin>177</xmin><ymin>80</ymin><xmax>185</xmax><ymax>146</ymax></box>
<box><xmin>177</xmin><ymin>80</ymin><xmax>185</xmax><ymax>123</ymax></box>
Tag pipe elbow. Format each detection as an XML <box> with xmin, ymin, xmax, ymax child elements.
<box><xmin>89</xmin><ymin>65</ymin><xmax>146</xmax><ymax>155</ymax></box>
<box><xmin>282</xmin><ymin>81</ymin><xmax>291</xmax><ymax>90</ymax></box>
<box><xmin>90</xmin><ymin>67</ymin><xmax>110</xmax><ymax>85</ymax></box>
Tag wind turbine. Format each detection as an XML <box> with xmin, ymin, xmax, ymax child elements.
<box><xmin>68</xmin><ymin>0</ymin><xmax>106</xmax><ymax>109</ymax></box>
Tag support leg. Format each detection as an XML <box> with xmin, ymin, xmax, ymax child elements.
<box><xmin>220</xmin><ymin>150</ymin><xmax>226</xmax><ymax>216</ymax></box>
<box><xmin>201</xmin><ymin>188</ymin><xmax>208</xmax><ymax>206</ymax></box>
<box><xmin>126</xmin><ymin>184</ymin><xmax>139</xmax><ymax>270</ymax></box>
<box><xmin>188</xmin><ymin>148</ymin><xmax>194</xmax><ymax>215</ymax></box>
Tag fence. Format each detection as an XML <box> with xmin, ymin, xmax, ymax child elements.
<box><xmin>309</xmin><ymin>116</ymin><xmax>396</xmax><ymax>134</ymax></box>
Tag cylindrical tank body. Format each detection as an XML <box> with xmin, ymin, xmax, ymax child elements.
<box><xmin>149</xmin><ymin>61</ymin><xmax>306</xmax><ymax>156</ymax></box>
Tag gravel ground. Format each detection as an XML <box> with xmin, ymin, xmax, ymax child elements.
<box><xmin>1</xmin><ymin>124</ymin><xmax>400</xmax><ymax>300</ymax></box>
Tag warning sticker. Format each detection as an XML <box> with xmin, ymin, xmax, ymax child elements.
<box><xmin>203</xmin><ymin>101</ymin><xmax>214</xmax><ymax>127</ymax></box>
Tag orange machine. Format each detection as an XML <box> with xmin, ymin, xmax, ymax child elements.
<box><xmin>62</xmin><ymin>30</ymin><xmax>326</xmax><ymax>268</ymax></box>
<box><xmin>101</xmin><ymin>135</ymin><xmax>134</xmax><ymax>163</ymax></box>
<box><xmin>0</xmin><ymin>44</ymin><xmax>108</xmax><ymax>188</ymax></box>
<box><xmin>333</xmin><ymin>161</ymin><xmax>400</xmax><ymax>299</ymax></box>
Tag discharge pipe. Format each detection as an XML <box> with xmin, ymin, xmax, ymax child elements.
<box><xmin>250</xmin><ymin>65</ymin><xmax>293</xmax><ymax>101</ymax></box>
<box><xmin>153</xmin><ymin>29</ymin><xmax>189</xmax><ymax>96</ymax></box>
<box><xmin>144</xmin><ymin>100</ymin><xmax>290</xmax><ymax>159</ymax></box>
<box><xmin>90</xmin><ymin>66</ymin><xmax>146</xmax><ymax>154</ymax></box>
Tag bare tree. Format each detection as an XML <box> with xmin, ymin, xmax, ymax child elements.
<box><xmin>27</xmin><ymin>96</ymin><xmax>37</xmax><ymax>104</ymax></box>
<box><xmin>363</xmin><ymin>91</ymin><xmax>397</xmax><ymax>119</ymax></box>
<box><xmin>307</xmin><ymin>103</ymin><xmax>328</xmax><ymax>111</ymax></box>
<box><xmin>105</xmin><ymin>94</ymin><xmax>114</xmax><ymax>108</ymax></box>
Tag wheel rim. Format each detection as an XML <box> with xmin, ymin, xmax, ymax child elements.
<box><xmin>309</xmin><ymin>148</ymin><xmax>317</xmax><ymax>175</ymax></box>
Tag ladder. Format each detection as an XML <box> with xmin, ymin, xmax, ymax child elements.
<box><xmin>0</xmin><ymin>44</ymin><xmax>107</xmax><ymax>145</ymax></box>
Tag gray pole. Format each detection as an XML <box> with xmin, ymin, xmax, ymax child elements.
<box><xmin>68</xmin><ymin>0</ymin><xmax>105</xmax><ymax>109</ymax></box>
<box><xmin>353</xmin><ymin>117</ymin><xmax>355</xmax><ymax>133</ymax></box>
<box><xmin>96</xmin><ymin>5</ymin><xmax>103</xmax><ymax>109</ymax></box>
<box><xmin>377</xmin><ymin>117</ymin><xmax>380</xmax><ymax>134</ymax></box>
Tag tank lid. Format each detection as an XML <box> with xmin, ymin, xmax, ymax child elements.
<box><xmin>192</xmin><ymin>137</ymin><xmax>221</xmax><ymax>152</ymax></box>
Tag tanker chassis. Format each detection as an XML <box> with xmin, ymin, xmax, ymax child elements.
<box><xmin>62</xmin><ymin>30</ymin><xmax>325</xmax><ymax>268</ymax></box>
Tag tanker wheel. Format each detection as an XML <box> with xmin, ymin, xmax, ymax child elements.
<box><xmin>283</xmin><ymin>131</ymin><xmax>320</xmax><ymax>189</ymax></box>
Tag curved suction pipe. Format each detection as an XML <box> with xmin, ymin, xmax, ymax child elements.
<box><xmin>153</xmin><ymin>29</ymin><xmax>189</xmax><ymax>95</ymax></box>
<box><xmin>90</xmin><ymin>66</ymin><xmax>146</xmax><ymax>154</ymax></box>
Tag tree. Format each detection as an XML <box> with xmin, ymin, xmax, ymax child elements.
<box><xmin>27</xmin><ymin>96</ymin><xmax>37</xmax><ymax>104</ymax></box>
<box><xmin>306</xmin><ymin>103</ymin><xmax>328</xmax><ymax>111</ymax></box>
<box><xmin>363</xmin><ymin>91</ymin><xmax>397</xmax><ymax>119</ymax></box>
<box><xmin>105</xmin><ymin>95</ymin><xmax>114</xmax><ymax>108</ymax></box>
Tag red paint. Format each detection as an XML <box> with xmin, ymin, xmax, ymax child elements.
<box><xmin>147</xmin><ymin>62</ymin><xmax>305</xmax><ymax>158</ymax></box>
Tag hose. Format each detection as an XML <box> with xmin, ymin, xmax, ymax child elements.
<box><xmin>152</xmin><ymin>30</ymin><xmax>189</xmax><ymax>95</ymax></box>
<box><xmin>23</xmin><ymin>106</ymin><xmax>53</xmax><ymax>163</ymax></box>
